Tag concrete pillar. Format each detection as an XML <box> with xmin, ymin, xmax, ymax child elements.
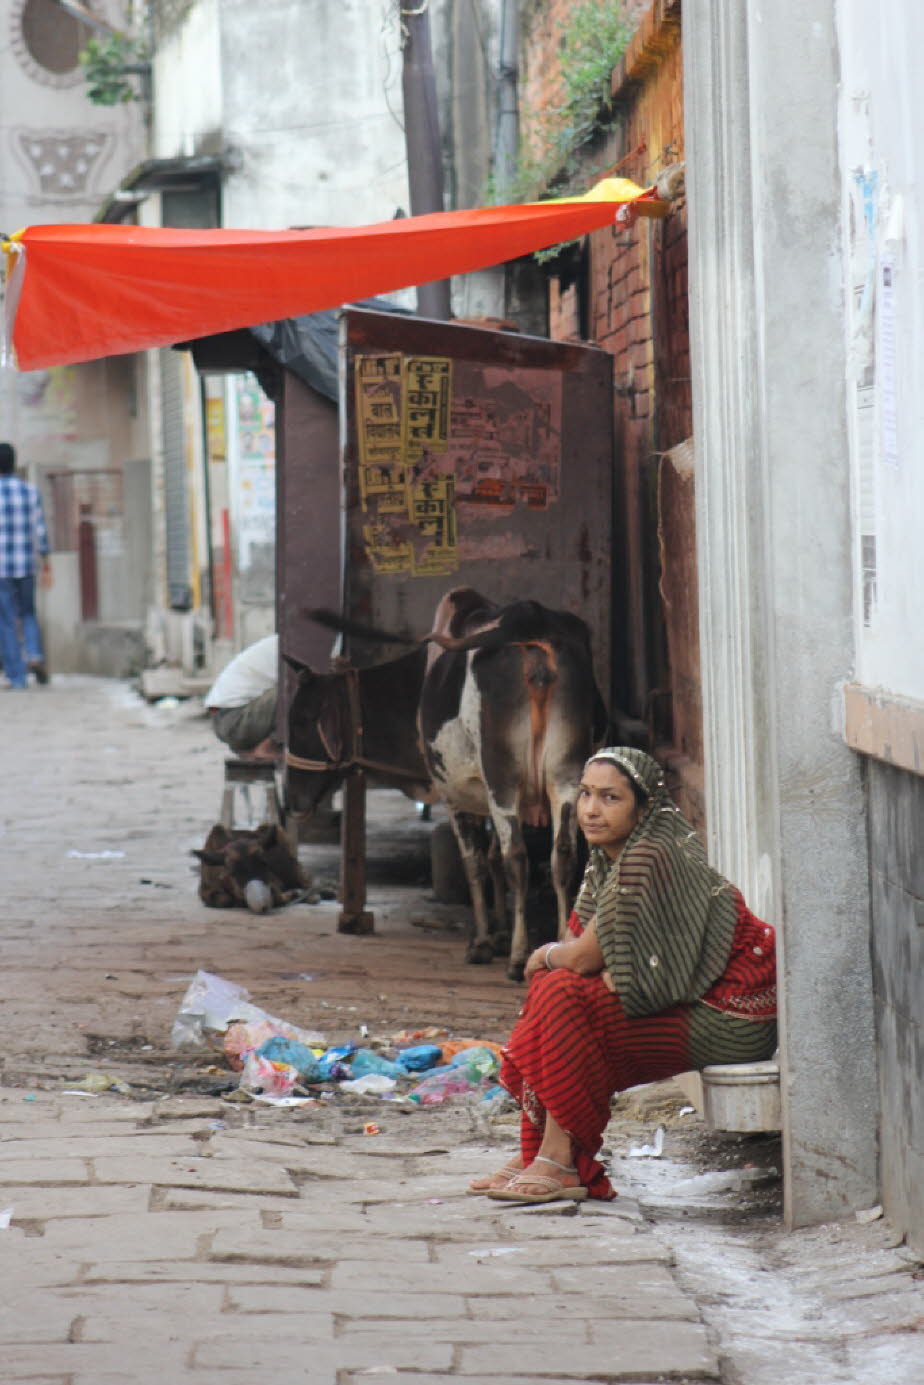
<box><xmin>683</xmin><ymin>0</ymin><xmax>878</xmax><ymax>1225</ymax></box>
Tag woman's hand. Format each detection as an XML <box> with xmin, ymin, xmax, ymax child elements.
<box><xmin>524</xmin><ymin>944</ymin><xmax>555</xmax><ymax>981</ymax></box>
<box><xmin>523</xmin><ymin>922</ymin><xmax>607</xmax><ymax>980</ymax></box>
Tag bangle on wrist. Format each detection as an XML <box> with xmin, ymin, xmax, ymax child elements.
<box><xmin>545</xmin><ymin>943</ymin><xmax>559</xmax><ymax>969</ymax></box>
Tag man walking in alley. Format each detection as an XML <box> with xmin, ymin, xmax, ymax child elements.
<box><xmin>0</xmin><ymin>442</ymin><xmax>51</xmax><ymax>688</ymax></box>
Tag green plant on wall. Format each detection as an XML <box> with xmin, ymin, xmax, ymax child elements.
<box><xmin>80</xmin><ymin>35</ymin><xmax>149</xmax><ymax>106</ymax></box>
<box><xmin>509</xmin><ymin>0</ymin><xmax>633</xmax><ymax>203</ymax></box>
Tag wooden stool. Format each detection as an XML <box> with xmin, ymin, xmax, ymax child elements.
<box><xmin>219</xmin><ymin>757</ymin><xmax>283</xmax><ymax>831</ymax></box>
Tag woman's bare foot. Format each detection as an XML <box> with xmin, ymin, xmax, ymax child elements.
<box><xmin>466</xmin><ymin>1157</ymin><xmax>524</xmax><ymax>1195</ymax></box>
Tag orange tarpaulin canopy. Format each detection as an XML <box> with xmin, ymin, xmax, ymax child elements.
<box><xmin>1</xmin><ymin>179</ymin><xmax>664</xmax><ymax>372</ymax></box>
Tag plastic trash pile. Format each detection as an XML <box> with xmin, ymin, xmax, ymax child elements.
<box><xmin>171</xmin><ymin>970</ymin><xmax>508</xmax><ymax>1107</ymax></box>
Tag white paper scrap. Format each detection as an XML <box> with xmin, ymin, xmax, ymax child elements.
<box><xmin>628</xmin><ymin>1125</ymin><xmax>665</xmax><ymax>1158</ymax></box>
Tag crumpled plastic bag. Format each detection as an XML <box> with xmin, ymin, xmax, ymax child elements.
<box><xmin>67</xmin><ymin>1071</ymin><xmax>132</xmax><ymax>1095</ymax></box>
<box><xmin>171</xmin><ymin>970</ymin><xmax>325</xmax><ymax>1059</ymax></box>
<box><xmin>395</xmin><ymin>1043</ymin><xmax>443</xmax><ymax>1072</ymax></box>
<box><xmin>254</xmin><ymin>1036</ymin><xmax>322</xmax><ymax>1082</ymax></box>
<box><xmin>439</xmin><ymin>1037</ymin><xmax>504</xmax><ymax>1064</ymax></box>
<box><xmin>170</xmin><ymin>970</ymin><xmax>254</xmax><ymax>1049</ymax></box>
<box><xmin>316</xmin><ymin>1043</ymin><xmax>355</xmax><ymax>1080</ymax></box>
<box><xmin>348</xmin><ymin>1048</ymin><xmax>406</xmax><ymax>1080</ymax></box>
<box><xmin>223</xmin><ymin>1016</ymin><xmax>326</xmax><ymax>1071</ymax></box>
<box><xmin>340</xmin><ymin>1073</ymin><xmax>397</xmax><ymax>1095</ymax></box>
<box><xmin>239</xmin><ymin>1052</ymin><xmax>299</xmax><ymax>1097</ymax></box>
<box><xmin>408</xmin><ymin>1066</ymin><xmax>484</xmax><ymax>1105</ymax></box>
<box><xmin>449</xmin><ymin>1045</ymin><xmax>500</xmax><ymax>1080</ymax></box>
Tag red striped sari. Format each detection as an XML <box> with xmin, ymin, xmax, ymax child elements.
<box><xmin>499</xmin><ymin>896</ymin><xmax>776</xmax><ymax>1199</ymax></box>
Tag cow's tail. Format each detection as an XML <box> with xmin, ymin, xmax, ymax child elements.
<box><xmin>519</xmin><ymin>641</ymin><xmax>557</xmax><ymax>828</ymax></box>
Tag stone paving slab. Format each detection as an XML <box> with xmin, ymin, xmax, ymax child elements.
<box><xmin>53</xmin><ymin>1282</ymin><xmax>228</xmax><ymax>1315</ymax></box>
<box><xmin>88</xmin><ymin>1154</ymin><xmax>300</xmax><ymax>1195</ymax></box>
<box><xmin>1</xmin><ymin>1158</ymin><xmax>92</xmax><ymax>1184</ymax></box>
<box><xmin>192</xmin><ymin>1334</ymin><xmax>456</xmax><ymax>1375</ymax></box>
<box><xmin>208</xmin><ymin>1225</ymin><xmax>433</xmax><ymax>1265</ymax></box>
<box><xmin>340</xmin><ymin>1317</ymin><xmax>589</xmax><ymax>1345</ymax></box>
<box><xmin>76</xmin><ymin>1305</ymin><xmax>335</xmax><ymax>1343</ymax></box>
<box><xmin>459</xmin><ymin>1322</ymin><xmax>719</xmax><ymax>1379</ymax></box>
<box><xmin>4</xmin><ymin>1183</ymin><xmax>152</xmax><ymax>1220</ymax></box>
<box><xmin>0</xmin><ymin>1344</ymin><xmax>191</xmax><ymax>1379</ymax></box>
<box><xmin>0</xmin><ymin>1296</ymin><xmax>82</xmax><ymax>1346</ymax></box>
<box><xmin>328</xmin><ymin>1259</ymin><xmax>556</xmax><ymax>1295</ymax></box>
<box><xmin>225</xmin><ymin>1284</ymin><xmax>468</xmax><ymax>1317</ymax></box>
<box><xmin>465</xmin><ymin>1287</ymin><xmax>697</xmax><ymax>1321</ymax></box>
<box><xmin>39</xmin><ymin>1208</ymin><xmax>262</xmax><ymax>1256</ymax></box>
<box><xmin>484</xmin><ymin>1200</ymin><xmax>645</xmax><ymax>1230</ymax></box>
<box><xmin>207</xmin><ymin>1136</ymin><xmax>405</xmax><ymax>1176</ymax></box>
<box><xmin>156</xmin><ymin>1185</ymin><xmax>314</xmax><ymax>1213</ymax></box>
<box><xmin>0</xmin><ymin>1098</ymin><xmax>151</xmax><ymax>1127</ymax></box>
<box><xmin>78</xmin><ymin>1259</ymin><xmax>328</xmax><ymax>1287</ymax></box>
<box><xmin>432</xmin><ymin>1231</ymin><xmax>670</xmax><ymax>1268</ymax></box>
<box><xmin>1</xmin><ymin>1250</ymin><xmax>86</xmax><ymax>1289</ymax></box>
<box><xmin>1</xmin><ymin>1134</ymin><xmax>206</xmax><ymax>1160</ymax></box>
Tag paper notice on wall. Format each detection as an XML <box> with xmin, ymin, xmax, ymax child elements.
<box><xmin>403</xmin><ymin>356</ymin><xmax>452</xmax><ymax>459</ymax></box>
<box><xmin>409</xmin><ymin>476</ymin><xmax>458</xmax><ymax>575</ymax></box>
<box><xmin>355</xmin><ymin>354</ymin><xmax>405</xmax><ymax>504</ymax></box>
<box><xmin>362</xmin><ymin>522</ymin><xmax>413</xmax><ymax>575</ymax></box>
<box><xmin>360</xmin><ymin>462</ymin><xmax>410</xmax><ymax>513</ymax></box>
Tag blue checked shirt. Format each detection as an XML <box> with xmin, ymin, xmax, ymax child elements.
<box><xmin>0</xmin><ymin>475</ymin><xmax>50</xmax><ymax>578</ymax></box>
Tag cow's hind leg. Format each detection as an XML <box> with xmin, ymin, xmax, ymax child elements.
<box><xmin>493</xmin><ymin>811</ymin><xmax>530</xmax><ymax>982</ymax></box>
<box><xmin>549</xmin><ymin>792</ymin><xmax>580</xmax><ymax>940</ymax></box>
<box><xmin>486</xmin><ymin>828</ymin><xmax>510</xmax><ymax>959</ymax></box>
<box><xmin>448</xmin><ymin>811</ymin><xmax>496</xmax><ymax>965</ymax></box>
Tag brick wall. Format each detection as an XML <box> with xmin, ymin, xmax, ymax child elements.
<box><xmin>525</xmin><ymin>0</ymin><xmax>702</xmax><ymax>828</ymax></box>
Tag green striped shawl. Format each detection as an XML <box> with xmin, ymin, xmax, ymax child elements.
<box><xmin>574</xmin><ymin>747</ymin><xmax>738</xmax><ymax>1018</ymax></box>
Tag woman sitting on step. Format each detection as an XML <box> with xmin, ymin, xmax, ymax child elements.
<box><xmin>469</xmin><ymin>746</ymin><xmax>777</xmax><ymax>1205</ymax></box>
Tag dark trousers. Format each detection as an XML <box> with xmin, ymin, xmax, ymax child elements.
<box><xmin>0</xmin><ymin>575</ymin><xmax>44</xmax><ymax>688</ymax></box>
<box><xmin>211</xmin><ymin>687</ymin><xmax>278</xmax><ymax>753</ymax></box>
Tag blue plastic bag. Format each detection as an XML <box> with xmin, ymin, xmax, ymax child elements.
<box><xmin>255</xmin><ymin>1036</ymin><xmax>322</xmax><ymax>1082</ymax></box>
<box><xmin>349</xmin><ymin>1048</ymin><xmax>406</xmax><ymax>1080</ymax></box>
<box><xmin>396</xmin><ymin>1044</ymin><xmax>443</xmax><ymax>1073</ymax></box>
<box><xmin>317</xmin><ymin>1043</ymin><xmax>356</xmax><ymax>1080</ymax></box>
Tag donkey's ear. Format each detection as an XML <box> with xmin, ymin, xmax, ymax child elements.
<box><xmin>283</xmin><ymin>652</ymin><xmax>315</xmax><ymax>679</ymax></box>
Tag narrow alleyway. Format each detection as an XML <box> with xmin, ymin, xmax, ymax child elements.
<box><xmin>1</xmin><ymin>677</ymin><xmax>920</xmax><ymax>1383</ymax></box>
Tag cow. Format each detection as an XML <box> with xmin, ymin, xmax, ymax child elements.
<box><xmin>288</xmin><ymin>588</ymin><xmax>609</xmax><ymax>981</ymax></box>
<box><xmin>193</xmin><ymin>823</ymin><xmax>312</xmax><ymax>912</ymax></box>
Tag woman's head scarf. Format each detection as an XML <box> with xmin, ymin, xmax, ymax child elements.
<box><xmin>574</xmin><ymin>747</ymin><xmax>738</xmax><ymax>1016</ymax></box>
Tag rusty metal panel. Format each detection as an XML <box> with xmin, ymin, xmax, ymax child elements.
<box><xmin>276</xmin><ymin>372</ymin><xmax>341</xmax><ymax>734</ymax></box>
<box><xmin>338</xmin><ymin>309</ymin><xmax>613</xmax><ymax>694</ymax></box>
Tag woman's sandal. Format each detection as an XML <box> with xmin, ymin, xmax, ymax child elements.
<box><xmin>466</xmin><ymin>1159</ymin><xmax>524</xmax><ymax>1195</ymax></box>
<box><xmin>486</xmin><ymin>1155</ymin><xmax>588</xmax><ymax>1204</ymax></box>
